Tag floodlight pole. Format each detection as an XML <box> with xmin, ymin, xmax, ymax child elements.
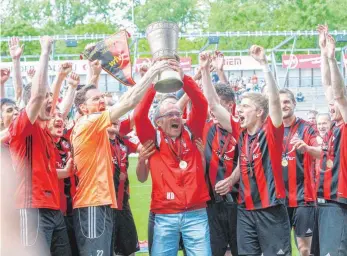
<box><xmin>271</xmin><ymin>35</ymin><xmax>297</xmax><ymax>88</ymax></box>
<box><xmin>282</xmin><ymin>36</ymin><xmax>297</xmax><ymax>88</ymax></box>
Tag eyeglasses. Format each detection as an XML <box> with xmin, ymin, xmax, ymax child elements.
<box><xmin>157</xmin><ymin>111</ymin><xmax>183</xmax><ymax>119</ymax></box>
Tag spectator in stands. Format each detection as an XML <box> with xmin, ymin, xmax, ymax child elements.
<box><xmin>296</xmin><ymin>92</ymin><xmax>305</xmax><ymax>102</ymax></box>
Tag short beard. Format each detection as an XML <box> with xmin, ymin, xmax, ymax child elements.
<box><xmin>282</xmin><ymin>111</ymin><xmax>294</xmax><ymax>119</ymax></box>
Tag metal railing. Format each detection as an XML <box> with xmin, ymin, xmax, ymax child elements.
<box><xmin>0</xmin><ymin>30</ymin><xmax>346</xmax><ymax>42</ymax></box>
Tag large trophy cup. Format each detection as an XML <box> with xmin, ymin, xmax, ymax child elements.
<box><xmin>146</xmin><ymin>21</ymin><xmax>183</xmax><ymax>93</ymax></box>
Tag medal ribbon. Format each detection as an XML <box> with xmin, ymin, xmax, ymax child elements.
<box><xmin>283</xmin><ymin>119</ymin><xmax>301</xmax><ymax>157</ymax></box>
<box><xmin>323</xmin><ymin>127</ymin><xmax>335</xmax><ymax>169</ymax></box>
<box><xmin>166</xmin><ymin>135</ymin><xmax>183</xmax><ymax>163</ymax></box>
<box><xmin>244</xmin><ymin>133</ymin><xmax>259</xmax><ymax>176</ymax></box>
<box><xmin>217</xmin><ymin>126</ymin><xmax>232</xmax><ymax>164</ymax></box>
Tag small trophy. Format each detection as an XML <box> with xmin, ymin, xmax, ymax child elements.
<box><xmin>146</xmin><ymin>21</ymin><xmax>183</xmax><ymax>93</ymax></box>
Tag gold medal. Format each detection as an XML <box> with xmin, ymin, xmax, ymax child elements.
<box><xmin>326</xmin><ymin>159</ymin><xmax>333</xmax><ymax>169</ymax></box>
<box><xmin>179</xmin><ymin>160</ymin><xmax>188</xmax><ymax>169</ymax></box>
<box><xmin>281</xmin><ymin>159</ymin><xmax>288</xmax><ymax>167</ymax></box>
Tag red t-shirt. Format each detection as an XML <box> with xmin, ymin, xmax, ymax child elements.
<box><xmin>9</xmin><ymin>110</ymin><xmax>60</xmax><ymax>210</ymax></box>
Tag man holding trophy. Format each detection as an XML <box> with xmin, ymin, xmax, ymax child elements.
<box><xmin>134</xmin><ymin>21</ymin><xmax>212</xmax><ymax>256</ymax></box>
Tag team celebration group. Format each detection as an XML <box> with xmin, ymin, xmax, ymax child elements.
<box><xmin>0</xmin><ymin>24</ymin><xmax>346</xmax><ymax>256</ymax></box>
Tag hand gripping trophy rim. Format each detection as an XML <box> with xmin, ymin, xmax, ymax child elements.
<box><xmin>146</xmin><ymin>21</ymin><xmax>183</xmax><ymax>93</ymax></box>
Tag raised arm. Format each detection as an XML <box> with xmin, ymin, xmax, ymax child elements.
<box><xmin>212</xmin><ymin>51</ymin><xmax>228</xmax><ymax>85</ymax></box>
<box><xmin>9</xmin><ymin>37</ymin><xmax>24</xmax><ymax>104</ymax></box>
<box><xmin>250</xmin><ymin>45</ymin><xmax>282</xmax><ymax>127</ymax></box>
<box><xmin>50</xmin><ymin>62</ymin><xmax>72</xmax><ymax>115</ymax></box>
<box><xmin>176</xmin><ymin>93</ymin><xmax>190</xmax><ymax>112</ymax></box>
<box><xmin>109</xmin><ymin>60</ymin><xmax>169</xmax><ymax>125</ymax></box>
<box><xmin>88</xmin><ymin>60</ymin><xmax>102</xmax><ymax>87</ymax></box>
<box><xmin>317</xmin><ymin>24</ymin><xmax>333</xmax><ymax>102</ymax></box>
<box><xmin>200</xmin><ymin>52</ymin><xmax>233</xmax><ymax>132</ymax></box>
<box><xmin>0</xmin><ymin>69</ymin><xmax>11</xmax><ymax>98</ymax></box>
<box><xmin>169</xmin><ymin>59</ymin><xmax>207</xmax><ymax>138</ymax></box>
<box><xmin>60</xmin><ymin>72</ymin><xmax>79</xmax><ymax>119</ymax></box>
<box><xmin>26</xmin><ymin>36</ymin><xmax>53</xmax><ymax>124</ymax></box>
<box><xmin>326</xmin><ymin>34</ymin><xmax>347</xmax><ymax>123</ymax></box>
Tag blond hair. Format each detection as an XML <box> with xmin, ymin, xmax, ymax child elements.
<box><xmin>242</xmin><ymin>92</ymin><xmax>269</xmax><ymax>120</ymax></box>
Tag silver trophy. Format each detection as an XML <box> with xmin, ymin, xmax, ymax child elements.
<box><xmin>146</xmin><ymin>21</ymin><xmax>183</xmax><ymax>93</ymax></box>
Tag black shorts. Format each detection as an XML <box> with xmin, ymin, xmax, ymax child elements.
<box><xmin>63</xmin><ymin>215</ymin><xmax>79</xmax><ymax>256</ymax></box>
<box><xmin>148</xmin><ymin>211</ymin><xmax>186</xmax><ymax>255</ymax></box>
<box><xmin>19</xmin><ymin>208</ymin><xmax>71</xmax><ymax>256</ymax></box>
<box><xmin>287</xmin><ymin>206</ymin><xmax>316</xmax><ymax>237</ymax></box>
<box><xmin>73</xmin><ymin>205</ymin><xmax>113</xmax><ymax>256</ymax></box>
<box><xmin>206</xmin><ymin>202</ymin><xmax>238</xmax><ymax>256</ymax></box>
<box><xmin>112</xmin><ymin>208</ymin><xmax>140</xmax><ymax>255</ymax></box>
<box><xmin>315</xmin><ymin>201</ymin><xmax>347</xmax><ymax>256</ymax></box>
<box><xmin>237</xmin><ymin>204</ymin><xmax>291</xmax><ymax>256</ymax></box>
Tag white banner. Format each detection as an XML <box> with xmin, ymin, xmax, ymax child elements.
<box><xmin>223</xmin><ymin>56</ymin><xmax>263</xmax><ymax>70</ymax></box>
<box><xmin>0</xmin><ymin>60</ymin><xmax>108</xmax><ymax>76</ymax></box>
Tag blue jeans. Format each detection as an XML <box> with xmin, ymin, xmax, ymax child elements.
<box><xmin>151</xmin><ymin>208</ymin><xmax>212</xmax><ymax>256</ymax></box>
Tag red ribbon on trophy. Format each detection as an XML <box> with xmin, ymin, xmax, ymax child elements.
<box><xmin>82</xmin><ymin>30</ymin><xmax>136</xmax><ymax>86</ymax></box>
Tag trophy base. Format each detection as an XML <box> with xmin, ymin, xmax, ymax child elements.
<box><xmin>154</xmin><ymin>69</ymin><xmax>183</xmax><ymax>93</ymax></box>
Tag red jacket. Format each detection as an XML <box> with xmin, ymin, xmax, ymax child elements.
<box><xmin>134</xmin><ymin>75</ymin><xmax>210</xmax><ymax>214</ymax></box>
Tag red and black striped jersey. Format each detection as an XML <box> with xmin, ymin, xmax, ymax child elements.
<box><xmin>238</xmin><ymin>117</ymin><xmax>286</xmax><ymax>210</ymax></box>
<box><xmin>110</xmin><ymin>135</ymin><xmax>139</xmax><ymax>210</ymax></box>
<box><xmin>54</xmin><ymin>137</ymin><xmax>77</xmax><ymax>216</ymax></box>
<box><xmin>316</xmin><ymin>122</ymin><xmax>347</xmax><ymax>205</ymax></box>
<box><xmin>203</xmin><ymin>120</ymin><xmax>239</xmax><ymax>203</ymax></box>
<box><xmin>282</xmin><ymin>118</ymin><xmax>318</xmax><ymax>207</ymax></box>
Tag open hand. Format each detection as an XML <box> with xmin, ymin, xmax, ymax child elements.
<box><xmin>9</xmin><ymin>37</ymin><xmax>24</xmax><ymax>60</ymax></box>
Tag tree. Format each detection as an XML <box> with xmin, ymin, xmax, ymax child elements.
<box><xmin>133</xmin><ymin>0</ymin><xmax>202</xmax><ymax>32</ymax></box>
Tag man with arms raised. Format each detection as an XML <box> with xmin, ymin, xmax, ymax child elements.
<box><xmin>71</xmin><ymin>60</ymin><xmax>169</xmax><ymax>256</ymax></box>
<box><xmin>279</xmin><ymin>88</ymin><xmax>320</xmax><ymax>256</ymax></box>
<box><xmin>199</xmin><ymin>51</ymin><xmax>239</xmax><ymax>256</ymax></box>
<box><xmin>134</xmin><ymin>60</ymin><xmax>211</xmax><ymax>255</ymax></box>
<box><xmin>8</xmin><ymin>36</ymin><xmax>72</xmax><ymax>255</ymax></box>
<box><xmin>213</xmin><ymin>45</ymin><xmax>291</xmax><ymax>255</ymax></box>
<box><xmin>313</xmin><ymin>25</ymin><xmax>347</xmax><ymax>256</ymax></box>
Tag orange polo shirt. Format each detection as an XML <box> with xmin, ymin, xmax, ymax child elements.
<box><xmin>71</xmin><ymin>111</ymin><xmax>117</xmax><ymax>209</ymax></box>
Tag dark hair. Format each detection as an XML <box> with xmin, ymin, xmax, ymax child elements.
<box><xmin>23</xmin><ymin>83</ymin><xmax>32</xmax><ymax>106</ymax></box>
<box><xmin>74</xmin><ymin>84</ymin><xmax>97</xmax><ymax>114</ymax></box>
<box><xmin>215</xmin><ymin>83</ymin><xmax>235</xmax><ymax>103</ymax></box>
<box><xmin>279</xmin><ymin>88</ymin><xmax>296</xmax><ymax>104</ymax></box>
<box><xmin>0</xmin><ymin>98</ymin><xmax>16</xmax><ymax>110</ymax></box>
